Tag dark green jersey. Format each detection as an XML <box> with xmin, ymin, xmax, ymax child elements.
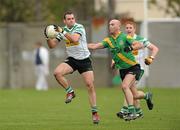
<box><xmin>101</xmin><ymin>32</ymin><xmax>138</xmax><ymax>69</ymax></box>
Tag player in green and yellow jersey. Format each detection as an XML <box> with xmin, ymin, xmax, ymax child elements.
<box><xmin>116</xmin><ymin>18</ymin><xmax>159</xmax><ymax>120</ymax></box>
<box><xmin>88</xmin><ymin>19</ymin><xmax>154</xmax><ymax>121</ymax></box>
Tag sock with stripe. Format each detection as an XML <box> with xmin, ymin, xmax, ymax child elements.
<box><xmin>65</xmin><ymin>86</ymin><xmax>74</xmax><ymax>93</ymax></box>
<box><xmin>144</xmin><ymin>92</ymin><xmax>149</xmax><ymax>100</ymax></box>
<box><xmin>91</xmin><ymin>106</ymin><xmax>98</xmax><ymax>114</ymax></box>
<box><xmin>128</xmin><ymin>105</ymin><xmax>136</xmax><ymax>114</ymax></box>
<box><xmin>120</xmin><ymin>106</ymin><xmax>128</xmax><ymax>113</ymax></box>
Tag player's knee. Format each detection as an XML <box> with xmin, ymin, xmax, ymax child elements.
<box><xmin>121</xmin><ymin>83</ymin><xmax>128</xmax><ymax>90</ymax></box>
<box><xmin>85</xmin><ymin>81</ymin><xmax>94</xmax><ymax>89</ymax></box>
<box><xmin>54</xmin><ymin>70</ymin><xmax>63</xmax><ymax>78</ymax></box>
<box><xmin>133</xmin><ymin>95</ymin><xmax>138</xmax><ymax>99</ymax></box>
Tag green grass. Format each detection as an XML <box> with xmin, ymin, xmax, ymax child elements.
<box><xmin>0</xmin><ymin>87</ymin><xmax>180</xmax><ymax>130</ymax></box>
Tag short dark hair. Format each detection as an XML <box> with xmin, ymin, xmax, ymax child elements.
<box><xmin>63</xmin><ymin>11</ymin><xmax>74</xmax><ymax>19</ymax></box>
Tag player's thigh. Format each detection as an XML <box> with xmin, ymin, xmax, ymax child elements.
<box><xmin>81</xmin><ymin>71</ymin><xmax>94</xmax><ymax>85</ymax></box>
<box><xmin>54</xmin><ymin>63</ymin><xmax>74</xmax><ymax>75</ymax></box>
<box><xmin>121</xmin><ymin>74</ymin><xmax>136</xmax><ymax>88</ymax></box>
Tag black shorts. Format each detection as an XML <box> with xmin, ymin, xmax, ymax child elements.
<box><xmin>64</xmin><ymin>57</ymin><xmax>93</xmax><ymax>74</ymax></box>
<box><xmin>119</xmin><ymin>64</ymin><xmax>144</xmax><ymax>81</ymax></box>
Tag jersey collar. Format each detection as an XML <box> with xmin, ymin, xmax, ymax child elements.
<box><xmin>133</xmin><ymin>34</ymin><xmax>137</xmax><ymax>39</ymax></box>
<box><xmin>64</xmin><ymin>23</ymin><xmax>78</xmax><ymax>31</ymax></box>
<box><xmin>111</xmin><ymin>32</ymin><xmax>121</xmax><ymax>39</ymax></box>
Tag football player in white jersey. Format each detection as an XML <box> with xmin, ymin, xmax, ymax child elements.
<box><xmin>45</xmin><ymin>11</ymin><xmax>99</xmax><ymax>124</ymax></box>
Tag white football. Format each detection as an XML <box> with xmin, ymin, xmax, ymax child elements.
<box><xmin>44</xmin><ymin>25</ymin><xmax>59</xmax><ymax>39</ymax></box>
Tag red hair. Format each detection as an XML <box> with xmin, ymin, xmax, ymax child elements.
<box><xmin>120</xmin><ymin>17</ymin><xmax>136</xmax><ymax>28</ymax></box>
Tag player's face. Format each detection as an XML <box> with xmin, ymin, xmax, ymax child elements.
<box><xmin>125</xmin><ymin>24</ymin><xmax>135</xmax><ymax>36</ymax></box>
<box><xmin>64</xmin><ymin>14</ymin><xmax>76</xmax><ymax>28</ymax></box>
<box><xmin>109</xmin><ymin>21</ymin><xmax>119</xmax><ymax>34</ymax></box>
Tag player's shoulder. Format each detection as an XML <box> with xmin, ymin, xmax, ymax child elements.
<box><xmin>103</xmin><ymin>37</ymin><xmax>111</xmax><ymax>42</ymax></box>
<box><xmin>136</xmin><ymin>34</ymin><xmax>144</xmax><ymax>40</ymax></box>
<box><xmin>124</xmin><ymin>34</ymin><xmax>133</xmax><ymax>40</ymax></box>
<box><xmin>136</xmin><ymin>34</ymin><xmax>149</xmax><ymax>42</ymax></box>
<box><xmin>119</xmin><ymin>32</ymin><xmax>126</xmax><ymax>37</ymax></box>
<box><xmin>119</xmin><ymin>32</ymin><xmax>131</xmax><ymax>39</ymax></box>
<box><xmin>74</xmin><ymin>23</ymin><xmax>84</xmax><ymax>29</ymax></box>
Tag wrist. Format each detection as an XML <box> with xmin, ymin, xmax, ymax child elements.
<box><xmin>62</xmin><ymin>30</ymin><xmax>67</xmax><ymax>35</ymax></box>
<box><xmin>46</xmin><ymin>37</ymin><xmax>50</xmax><ymax>40</ymax></box>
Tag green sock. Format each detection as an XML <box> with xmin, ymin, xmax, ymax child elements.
<box><xmin>121</xmin><ymin>106</ymin><xmax>128</xmax><ymax>112</ymax></box>
<box><xmin>128</xmin><ymin>105</ymin><xmax>136</xmax><ymax>114</ymax></box>
<box><xmin>144</xmin><ymin>92</ymin><xmax>148</xmax><ymax>100</ymax></box>
<box><xmin>65</xmin><ymin>86</ymin><xmax>74</xmax><ymax>93</ymax></box>
<box><xmin>91</xmin><ymin>106</ymin><xmax>98</xmax><ymax>113</ymax></box>
<box><xmin>135</xmin><ymin>108</ymin><xmax>143</xmax><ymax>114</ymax></box>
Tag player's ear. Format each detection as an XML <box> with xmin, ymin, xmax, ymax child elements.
<box><xmin>63</xmin><ymin>19</ymin><xmax>66</xmax><ymax>24</ymax></box>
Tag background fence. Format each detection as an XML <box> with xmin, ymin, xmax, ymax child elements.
<box><xmin>0</xmin><ymin>20</ymin><xmax>179</xmax><ymax>88</ymax></box>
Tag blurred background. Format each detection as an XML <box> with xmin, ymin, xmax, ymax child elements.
<box><xmin>0</xmin><ymin>0</ymin><xmax>180</xmax><ymax>89</ymax></box>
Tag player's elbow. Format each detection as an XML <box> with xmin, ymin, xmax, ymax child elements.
<box><xmin>48</xmin><ymin>45</ymin><xmax>55</xmax><ymax>49</ymax></box>
<box><xmin>47</xmin><ymin>40</ymin><xmax>57</xmax><ymax>49</ymax></box>
<box><xmin>153</xmin><ymin>45</ymin><xmax>159</xmax><ymax>53</ymax></box>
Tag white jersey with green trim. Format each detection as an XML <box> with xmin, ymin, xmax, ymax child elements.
<box><xmin>133</xmin><ymin>34</ymin><xmax>151</xmax><ymax>69</ymax></box>
<box><xmin>63</xmin><ymin>23</ymin><xmax>90</xmax><ymax>60</ymax></box>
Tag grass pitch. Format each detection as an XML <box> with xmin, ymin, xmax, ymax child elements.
<box><xmin>0</xmin><ymin>87</ymin><xmax>180</xmax><ymax>130</ymax></box>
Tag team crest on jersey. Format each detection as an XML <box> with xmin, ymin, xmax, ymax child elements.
<box><xmin>119</xmin><ymin>41</ymin><xmax>124</xmax><ymax>45</ymax></box>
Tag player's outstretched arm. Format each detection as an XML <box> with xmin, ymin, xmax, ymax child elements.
<box><xmin>88</xmin><ymin>43</ymin><xmax>104</xmax><ymax>50</ymax></box>
<box><xmin>124</xmin><ymin>41</ymin><xmax>144</xmax><ymax>53</ymax></box>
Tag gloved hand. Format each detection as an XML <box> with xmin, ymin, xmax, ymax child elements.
<box><xmin>145</xmin><ymin>56</ymin><xmax>154</xmax><ymax>65</ymax></box>
<box><xmin>54</xmin><ymin>25</ymin><xmax>63</xmax><ymax>33</ymax></box>
<box><xmin>124</xmin><ymin>45</ymin><xmax>133</xmax><ymax>53</ymax></box>
<box><xmin>56</xmin><ymin>33</ymin><xmax>64</xmax><ymax>41</ymax></box>
<box><xmin>44</xmin><ymin>27</ymin><xmax>48</xmax><ymax>38</ymax></box>
<box><xmin>54</xmin><ymin>25</ymin><xmax>67</xmax><ymax>36</ymax></box>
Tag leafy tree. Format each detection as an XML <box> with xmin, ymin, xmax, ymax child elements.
<box><xmin>150</xmin><ymin>0</ymin><xmax>180</xmax><ymax>17</ymax></box>
<box><xmin>0</xmin><ymin>0</ymin><xmax>95</xmax><ymax>22</ymax></box>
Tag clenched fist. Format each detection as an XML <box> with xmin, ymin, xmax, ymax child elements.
<box><xmin>145</xmin><ymin>56</ymin><xmax>154</xmax><ymax>65</ymax></box>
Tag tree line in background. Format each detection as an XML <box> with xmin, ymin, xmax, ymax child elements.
<box><xmin>0</xmin><ymin>0</ymin><xmax>94</xmax><ymax>22</ymax></box>
<box><xmin>0</xmin><ymin>0</ymin><xmax>179</xmax><ymax>23</ymax></box>
<box><xmin>150</xmin><ymin>0</ymin><xmax>180</xmax><ymax>17</ymax></box>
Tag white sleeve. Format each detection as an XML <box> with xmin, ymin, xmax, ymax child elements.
<box><xmin>40</xmin><ymin>47</ymin><xmax>49</xmax><ymax>65</ymax></box>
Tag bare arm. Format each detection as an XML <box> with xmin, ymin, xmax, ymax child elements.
<box><xmin>144</xmin><ymin>43</ymin><xmax>159</xmax><ymax>65</ymax></box>
<box><xmin>64</xmin><ymin>33</ymin><xmax>80</xmax><ymax>43</ymax></box>
<box><xmin>88</xmin><ymin>43</ymin><xmax>105</xmax><ymax>50</ymax></box>
<box><xmin>132</xmin><ymin>41</ymin><xmax>144</xmax><ymax>50</ymax></box>
<box><xmin>54</xmin><ymin>25</ymin><xmax>80</xmax><ymax>43</ymax></box>
<box><xmin>46</xmin><ymin>38</ymin><xmax>59</xmax><ymax>49</ymax></box>
<box><xmin>147</xmin><ymin>43</ymin><xmax>159</xmax><ymax>58</ymax></box>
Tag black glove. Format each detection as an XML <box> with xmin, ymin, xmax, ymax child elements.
<box><xmin>44</xmin><ymin>26</ymin><xmax>48</xmax><ymax>38</ymax></box>
<box><xmin>124</xmin><ymin>46</ymin><xmax>133</xmax><ymax>53</ymax></box>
